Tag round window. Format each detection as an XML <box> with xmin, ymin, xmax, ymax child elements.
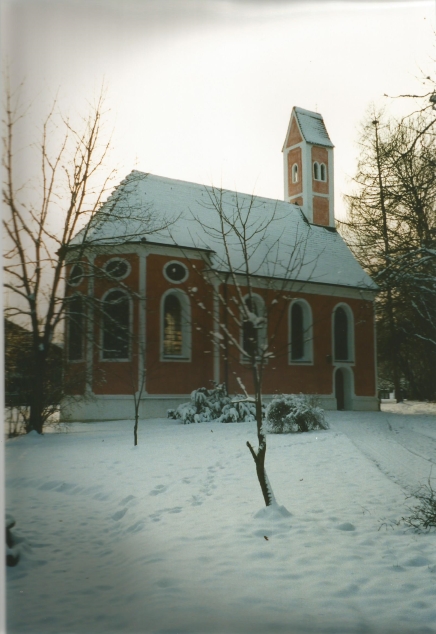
<box><xmin>68</xmin><ymin>263</ymin><xmax>84</xmax><ymax>286</ymax></box>
<box><xmin>104</xmin><ymin>258</ymin><xmax>130</xmax><ymax>280</ymax></box>
<box><xmin>164</xmin><ymin>261</ymin><xmax>188</xmax><ymax>283</ymax></box>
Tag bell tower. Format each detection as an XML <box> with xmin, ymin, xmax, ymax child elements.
<box><xmin>282</xmin><ymin>107</ymin><xmax>335</xmax><ymax>227</ymax></box>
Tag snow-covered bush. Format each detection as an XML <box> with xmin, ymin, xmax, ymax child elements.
<box><xmin>266</xmin><ymin>394</ymin><xmax>328</xmax><ymax>433</ymax></box>
<box><xmin>167</xmin><ymin>383</ymin><xmax>264</xmax><ymax>424</ymax></box>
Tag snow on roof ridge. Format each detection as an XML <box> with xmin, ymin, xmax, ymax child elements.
<box><xmin>294</xmin><ymin>106</ymin><xmax>322</xmax><ymax>118</ymax></box>
<box><xmin>128</xmin><ymin>171</ymin><xmax>303</xmax><ymax>210</ymax></box>
<box><xmin>293</xmin><ymin>107</ymin><xmax>334</xmax><ymax>148</ymax></box>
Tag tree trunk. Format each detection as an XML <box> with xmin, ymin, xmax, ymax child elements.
<box><xmin>28</xmin><ymin>349</ymin><xmax>46</xmax><ymax>434</ymax></box>
<box><xmin>134</xmin><ymin>408</ymin><xmax>139</xmax><ymax>446</ymax></box>
<box><xmin>246</xmin><ymin>363</ymin><xmax>273</xmax><ymax>506</ymax></box>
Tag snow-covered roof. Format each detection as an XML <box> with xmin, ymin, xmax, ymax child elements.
<box><xmin>71</xmin><ymin>171</ymin><xmax>376</xmax><ymax>291</ymax></box>
<box><xmin>293</xmin><ymin>107</ymin><xmax>334</xmax><ymax>148</ymax></box>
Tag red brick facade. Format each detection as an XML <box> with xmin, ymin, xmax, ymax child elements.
<box><xmin>65</xmin><ymin>251</ymin><xmax>377</xmax><ymax>405</ymax></box>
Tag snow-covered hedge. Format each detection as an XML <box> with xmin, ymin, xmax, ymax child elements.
<box><xmin>168</xmin><ymin>384</ymin><xmax>264</xmax><ymax>424</ymax></box>
<box><xmin>266</xmin><ymin>394</ymin><xmax>328</xmax><ymax>433</ymax></box>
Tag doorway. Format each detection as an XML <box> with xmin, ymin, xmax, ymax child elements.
<box><xmin>334</xmin><ymin>367</ymin><xmax>353</xmax><ymax>410</ymax></box>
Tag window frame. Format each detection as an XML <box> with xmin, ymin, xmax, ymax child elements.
<box><xmin>291</xmin><ymin>163</ymin><xmax>299</xmax><ymax>184</ymax></box>
<box><xmin>161</xmin><ymin>289</ymin><xmax>192</xmax><ymax>362</ymax></box>
<box><xmin>103</xmin><ymin>257</ymin><xmax>131</xmax><ymax>281</ymax></box>
<box><xmin>100</xmin><ymin>288</ymin><xmax>132</xmax><ymax>362</ymax></box>
<box><xmin>163</xmin><ymin>260</ymin><xmax>189</xmax><ymax>284</ymax></box>
<box><xmin>313</xmin><ymin>161</ymin><xmax>319</xmax><ymax>181</ymax></box>
<box><xmin>288</xmin><ymin>299</ymin><xmax>313</xmax><ymax>365</ymax></box>
<box><xmin>320</xmin><ymin>162</ymin><xmax>327</xmax><ymax>182</ymax></box>
<box><xmin>68</xmin><ymin>262</ymin><xmax>85</xmax><ymax>287</ymax></box>
<box><xmin>332</xmin><ymin>303</ymin><xmax>354</xmax><ymax>364</ymax></box>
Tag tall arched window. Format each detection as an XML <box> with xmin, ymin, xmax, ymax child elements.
<box><xmin>333</xmin><ymin>305</ymin><xmax>353</xmax><ymax>362</ymax></box>
<box><xmin>313</xmin><ymin>161</ymin><xmax>319</xmax><ymax>180</ymax></box>
<box><xmin>67</xmin><ymin>294</ymin><xmax>84</xmax><ymax>362</ymax></box>
<box><xmin>102</xmin><ymin>290</ymin><xmax>130</xmax><ymax>360</ymax></box>
<box><xmin>320</xmin><ymin>163</ymin><xmax>327</xmax><ymax>182</ymax></box>
<box><xmin>242</xmin><ymin>295</ymin><xmax>266</xmax><ymax>360</ymax></box>
<box><xmin>292</xmin><ymin>163</ymin><xmax>299</xmax><ymax>184</ymax></box>
<box><xmin>162</xmin><ymin>291</ymin><xmax>191</xmax><ymax>359</ymax></box>
<box><xmin>289</xmin><ymin>300</ymin><xmax>313</xmax><ymax>363</ymax></box>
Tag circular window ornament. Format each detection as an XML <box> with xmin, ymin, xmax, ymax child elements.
<box><xmin>164</xmin><ymin>261</ymin><xmax>188</xmax><ymax>283</ymax></box>
<box><xmin>68</xmin><ymin>263</ymin><xmax>84</xmax><ymax>286</ymax></box>
<box><xmin>104</xmin><ymin>258</ymin><xmax>131</xmax><ymax>280</ymax></box>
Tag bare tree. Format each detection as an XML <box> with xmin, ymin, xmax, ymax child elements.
<box><xmin>186</xmin><ymin>186</ymin><xmax>315</xmax><ymax>506</ymax></box>
<box><xmin>2</xmin><ymin>84</ymin><xmax>116</xmax><ymax>433</ymax></box>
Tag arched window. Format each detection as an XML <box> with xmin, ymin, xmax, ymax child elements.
<box><xmin>102</xmin><ymin>290</ymin><xmax>130</xmax><ymax>360</ymax></box>
<box><xmin>289</xmin><ymin>300</ymin><xmax>313</xmax><ymax>363</ymax></box>
<box><xmin>162</xmin><ymin>291</ymin><xmax>191</xmax><ymax>359</ymax></box>
<box><xmin>242</xmin><ymin>295</ymin><xmax>266</xmax><ymax>360</ymax></box>
<box><xmin>313</xmin><ymin>161</ymin><xmax>319</xmax><ymax>180</ymax></box>
<box><xmin>333</xmin><ymin>305</ymin><xmax>353</xmax><ymax>362</ymax></box>
<box><xmin>320</xmin><ymin>163</ymin><xmax>327</xmax><ymax>182</ymax></box>
<box><xmin>67</xmin><ymin>294</ymin><xmax>84</xmax><ymax>362</ymax></box>
<box><xmin>292</xmin><ymin>163</ymin><xmax>299</xmax><ymax>184</ymax></box>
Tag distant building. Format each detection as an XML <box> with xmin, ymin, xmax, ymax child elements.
<box><xmin>62</xmin><ymin>107</ymin><xmax>379</xmax><ymax>421</ymax></box>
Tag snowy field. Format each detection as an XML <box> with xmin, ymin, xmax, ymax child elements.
<box><xmin>5</xmin><ymin>402</ymin><xmax>436</xmax><ymax>634</ymax></box>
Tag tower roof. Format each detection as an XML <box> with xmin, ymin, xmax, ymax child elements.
<box><xmin>292</xmin><ymin>107</ymin><xmax>334</xmax><ymax>148</ymax></box>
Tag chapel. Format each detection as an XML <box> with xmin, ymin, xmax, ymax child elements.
<box><xmin>62</xmin><ymin>106</ymin><xmax>379</xmax><ymax>421</ymax></box>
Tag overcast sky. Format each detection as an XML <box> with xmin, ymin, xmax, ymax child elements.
<box><xmin>2</xmin><ymin>0</ymin><xmax>435</xmax><ymax>219</ymax></box>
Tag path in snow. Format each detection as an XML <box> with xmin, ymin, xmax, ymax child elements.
<box><xmin>329</xmin><ymin>402</ymin><xmax>436</xmax><ymax>493</ymax></box>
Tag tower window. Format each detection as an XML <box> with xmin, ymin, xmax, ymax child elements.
<box><xmin>292</xmin><ymin>163</ymin><xmax>299</xmax><ymax>184</ymax></box>
<box><xmin>320</xmin><ymin>163</ymin><xmax>327</xmax><ymax>182</ymax></box>
<box><xmin>313</xmin><ymin>162</ymin><xmax>319</xmax><ymax>180</ymax></box>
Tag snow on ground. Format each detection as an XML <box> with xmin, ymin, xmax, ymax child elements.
<box><xmin>5</xmin><ymin>403</ymin><xmax>436</xmax><ymax>634</ymax></box>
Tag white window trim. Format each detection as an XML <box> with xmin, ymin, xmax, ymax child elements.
<box><xmin>160</xmin><ymin>288</ymin><xmax>192</xmax><ymax>362</ymax></box>
<box><xmin>291</xmin><ymin>163</ymin><xmax>299</xmax><ymax>184</ymax></box>
<box><xmin>288</xmin><ymin>299</ymin><xmax>313</xmax><ymax>365</ymax></box>
<box><xmin>332</xmin><ymin>302</ymin><xmax>355</xmax><ymax>364</ymax></box>
<box><xmin>320</xmin><ymin>162</ymin><xmax>327</xmax><ymax>182</ymax></box>
<box><xmin>100</xmin><ymin>288</ymin><xmax>133</xmax><ymax>362</ymax></box>
<box><xmin>68</xmin><ymin>262</ymin><xmax>85</xmax><ymax>287</ymax></box>
<box><xmin>163</xmin><ymin>260</ymin><xmax>189</xmax><ymax>284</ymax></box>
<box><xmin>103</xmin><ymin>257</ymin><xmax>131</xmax><ymax>281</ymax></box>
<box><xmin>313</xmin><ymin>161</ymin><xmax>319</xmax><ymax>181</ymax></box>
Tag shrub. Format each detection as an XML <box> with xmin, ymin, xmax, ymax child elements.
<box><xmin>167</xmin><ymin>383</ymin><xmax>264</xmax><ymax>424</ymax></box>
<box><xmin>401</xmin><ymin>478</ymin><xmax>436</xmax><ymax>531</ymax></box>
<box><xmin>266</xmin><ymin>394</ymin><xmax>328</xmax><ymax>433</ymax></box>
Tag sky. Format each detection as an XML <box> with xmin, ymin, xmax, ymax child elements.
<box><xmin>1</xmin><ymin>0</ymin><xmax>435</xmax><ymax>221</ymax></box>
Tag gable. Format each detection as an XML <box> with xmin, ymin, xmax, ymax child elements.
<box><xmin>284</xmin><ymin>116</ymin><xmax>303</xmax><ymax>149</ymax></box>
<box><xmin>294</xmin><ymin>107</ymin><xmax>333</xmax><ymax>148</ymax></box>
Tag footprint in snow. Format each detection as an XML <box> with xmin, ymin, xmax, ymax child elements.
<box><xmin>149</xmin><ymin>485</ymin><xmax>167</xmax><ymax>496</ymax></box>
<box><xmin>112</xmin><ymin>508</ymin><xmax>128</xmax><ymax>521</ymax></box>
<box><xmin>336</xmin><ymin>522</ymin><xmax>356</xmax><ymax>531</ymax></box>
